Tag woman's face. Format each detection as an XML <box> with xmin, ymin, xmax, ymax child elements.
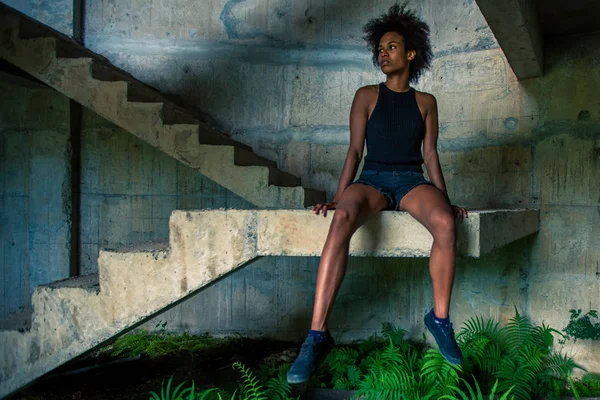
<box><xmin>377</xmin><ymin>31</ymin><xmax>415</xmax><ymax>74</ymax></box>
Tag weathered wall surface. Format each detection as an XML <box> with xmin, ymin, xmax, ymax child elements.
<box><xmin>0</xmin><ymin>80</ymin><xmax>71</xmax><ymax>319</ymax></box>
<box><xmin>2</xmin><ymin>0</ymin><xmax>73</xmax><ymax>36</ymax></box>
<box><xmin>1</xmin><ymin>0</ymin><xmax>598</xmax><ymax>372</ymax></box>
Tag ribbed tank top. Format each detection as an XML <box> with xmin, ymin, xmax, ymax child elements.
<box><xmin>363</xmin><ymin>83</ymin><xmax>425</xmax><ymax>172</ymax></box>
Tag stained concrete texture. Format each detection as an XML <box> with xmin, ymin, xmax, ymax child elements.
<box><xmin>0</xmin><ymin>208</ymin><xmax>537</xmax><ymax>398</ymax></box>
<box><xmin>0</xmin><ymin>81</ymin><xmax>71</xmax><ymax>319</ymax></box>
<box><xmin>1</xmin><ymin>0</ymin><xmax>73</xmax><ymax>37</ymax></box>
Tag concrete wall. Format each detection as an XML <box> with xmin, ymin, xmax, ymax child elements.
<box><xmin>2</xmin><ymin>0</ymin><xmax>73</xmax><ymax>37</ymax></box>
<box><xmin>1</xmin><ymin>0</ymin><xmax>599</xmax><ymax>371</ymax></box>
<box><xmin>0</xmin><ymin>80</ymin><xmax>71</xmax><ymax>318</ymax></box>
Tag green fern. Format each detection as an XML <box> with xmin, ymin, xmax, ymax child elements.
<box><xmin>263</xmin><ymin>364</ymin><xmax>294</xmax><ymax>400</ymax></box>
<box><xmin>149</xmin><ymin>376</ymin><xmax>193</xmax><ymax>400</ymax></box>
<box><xmin>323</xmin><ymin>346</ymin><xmax>361</xmax><ymax>389</ymax></box>
<box><xmin>420</xmin><ymin>349</ymin><xmax>461</xmax><ymax>396</ymax></box>
<box><xmin>503</xmin><ymin>307</ymin><xmax>536</xmax><ymax>355</ymax></box>
<box><xmin>381</xmin><ymin>322</ymin><xmax>408</xmax><ymax>347</ymax></box>
<box><xmin>232</xmin><ymin>361</ymin><xmax>268</xmax><ymax>400</ymax></box>
<box><xmin>440</xmin><ymin>377</ymin><xmax>514</xmax><ymax>400</ymax></box>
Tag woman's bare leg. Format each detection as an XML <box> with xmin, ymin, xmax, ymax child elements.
<box><xmin>310</xmin><ymin>184</ymin><xmax>388</xmax><ymax>331</ymax></box>
<box><xmin>399</xmin><ymin>184</ymin><xmax>456</xmax><ymax>319</ymax></box>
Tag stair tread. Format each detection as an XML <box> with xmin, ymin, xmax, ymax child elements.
<box><xmin>234</xmin><ymin>147</ymin><xmax>278</xmax><ymax>168</ymax></box>
<box><xmin>108</xmin><ymin>241</ymin><xmax>170</xmax><ymax>253</ymax></box>
<box><xmin>0</xmin><ymin>307</ymin><xmax>33</xmax><ymax>332</ymax></box>
<box><xmin>40</xmin><ymin>273</ymin><xmax>100</xmax><ymax>291</ymax></box>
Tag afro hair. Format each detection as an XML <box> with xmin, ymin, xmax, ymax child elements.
<box><xmin>363</xmin><ymin>2</ymin><xmax>433</xmax><ymax>84</ymax></box>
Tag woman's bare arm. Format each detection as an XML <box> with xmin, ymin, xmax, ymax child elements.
<box><xmin>312</xmin><ymin>86</ymin><xmax>372</xmax><ymax>215</ymax></box>
<box><xmin>421</xmin><ymin>94</ymin><xmax>450</xmax><ymax>203</ymax></box>
<box><xmin>422</xmin><ymin>93</ymin><xmax>468</xmax><ymax>219</ymax></box>
<box><xmin>333</xmin><ymin>87</ymin><xmax>371</xmax><ymax>200</ymax></box>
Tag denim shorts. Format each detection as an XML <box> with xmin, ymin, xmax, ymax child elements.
<box><xmin>349</xmin><ymin>169</ymin><xmax>434</xmax><ymax>210</ymax></box>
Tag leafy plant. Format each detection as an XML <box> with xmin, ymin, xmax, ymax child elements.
<box><xmin>440</xmin><ymin>378</ymin><xmax>514</xmax><ymax>400</ymax></box>
<box><xmin>149</xmin><ymin>376</ymin><xmax>195</xmax><ymax>400</ymax></box>
<box><xmin>458</xmin><ymin>306</ymin><xmax>585</xmax><ymax>400</ymax></box>
<box><xmin>563</xmin><ymin>309</ymin><xmax>600</xmax><ymax>342</ymax></box>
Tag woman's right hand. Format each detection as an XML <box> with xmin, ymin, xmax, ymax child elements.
<box><xmin>312</xmin><ymin>201</ymin><xmax>338</xmax><ymax>217</ymax></box>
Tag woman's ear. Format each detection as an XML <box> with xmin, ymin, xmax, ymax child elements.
<box><xmin>407</xmin><ymin>49</ymin><xmax>416</xmax><ymax>60</ymax></box>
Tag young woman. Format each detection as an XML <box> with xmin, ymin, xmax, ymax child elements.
<box><xmin>287</xmin><ymin>3</ymin><xmax>468</xmax><ymax>384</ymax></box>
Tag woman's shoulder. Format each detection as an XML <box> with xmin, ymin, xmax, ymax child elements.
<box><xmin>355</xmin><ymin>84</ymin><xmax>379</xmax><ymax>101</ymax></box>
<box><xmin>414</xmin><ymin>89</ymin><xmax>437</xmax><ymax>103</ymax></box>
<box><xmin>414</xmin><ymin>89</ymin><xmax>437</xmax><ymax>111</ymax></box>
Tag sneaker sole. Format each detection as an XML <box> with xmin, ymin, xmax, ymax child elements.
<box><xmin>287</xmin><ymin>374</ymin><xmax>310</xmax><ymax>384</ymax></box>
<box><xmin>424</xmin><ymin>315</ymin><xmax>462</xmax><ymax>365</ymax></box>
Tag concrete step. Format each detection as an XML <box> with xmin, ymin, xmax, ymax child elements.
<box><xmin>234</xmin><ymin>147</ymin><xmax>278</xmax><ymax>168</ymax></box>
<box><xmin>268</xmin><ymin>167</ymin><xmax>301</xmax><ymax>187</ymax></box>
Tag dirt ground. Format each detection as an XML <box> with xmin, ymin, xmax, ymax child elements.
<box><xmin>10</xmin><ymin>338</ymin><xmax>303</xmax><ymax>400</ymax></box>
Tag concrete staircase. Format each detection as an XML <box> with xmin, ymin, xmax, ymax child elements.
<box><xmin>0</xmin><ymin>2</ymin><xmax>326</xmax><ymax>209</ymax></box>
<box><xmin>0</xmin><ymin>209</ymin><xmax>539</xmax><ymax>398</ymax></box>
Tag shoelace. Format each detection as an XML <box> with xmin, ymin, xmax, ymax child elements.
<box><xmin>436</xmin><ymin>321</ymin><xmax>455</xmax><ymax>338</ymax></box>
<box><xmin>297</xmin><ymin>337</ymin><xmax>317</xmax><ymax>360</ymax></box>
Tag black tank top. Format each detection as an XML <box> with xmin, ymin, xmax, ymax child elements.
<box><xmin>363</xmin><ymin>83</ymin><xmax>425</xmax><ymax>172</ymax></box>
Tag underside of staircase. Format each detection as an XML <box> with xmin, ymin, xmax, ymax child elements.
<box><xmin>0</xmin><ymin>2</ymin><xmax>326</xmax><ymax>209</ymax></box>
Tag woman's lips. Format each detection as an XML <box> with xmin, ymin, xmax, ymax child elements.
<box><xmin>381</xmin><ymin>61</ymin><xmax>390</xmax><ymax>66</ymax></box>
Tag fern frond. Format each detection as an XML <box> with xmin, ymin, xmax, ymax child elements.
<box><xmin>503</xmin><ymin>308</ymin><xmax>535</xmax><ymax>354</ymax></box>
<box><xmin>457</xmin><ymin>315</ymin><xmax>501</xmax><ymax>345</ymax></box>
<box><xmin>420</xmin><ymin>349</ymin><xmax>461</xmax><ymax>395</ymax></box>
<box><xmin>264</xmin><ymin>364</ymin><xmax>293</xmax><ymax>400</ymax></box>
<box><xmin>495</xmin><ymin>357</ymin><xmax>536</xmax><ymax>400</ymax></box>
<box><xmin>233</xmin><ymin>361</ymin><xmax>267</xmax><ymax>400</ymax></box>
<box><xmin>543</xmin><ymin>351</ymin><xmax>586</xmax><ymax>379</ymax></box>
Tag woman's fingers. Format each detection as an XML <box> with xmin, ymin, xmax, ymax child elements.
<box><xmin>452</xmin><ymin>205</ymin><xmax>468</xmax><ymax>221</ymax></box>
<box><xmin>312</xmin><ymin>202</ymin><xmax>336</xmax><ymax>216</ymax></box>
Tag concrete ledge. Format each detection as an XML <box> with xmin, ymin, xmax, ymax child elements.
<box><xmin>256</xmin><ymin>209</ymin><xmax>539</xmax><ymax>258</ymax></box>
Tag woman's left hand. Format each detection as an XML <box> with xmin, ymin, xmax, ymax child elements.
<box><xmin>451</xmin><ymin>205</ymin><xmax>468</xmax><ymax>221</ymax></box>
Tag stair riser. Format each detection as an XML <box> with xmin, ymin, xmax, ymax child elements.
<box><xmin>30</xmin><ymin>288</ymin><xmax>113</xmax><ymax>356</ymax></box>
<box><xmin>0</xmin><ymin>331</ymin><xmax>32</xmax><ymax>385</ymax></box>
<box><xmin>97</xmin><ymin>252</ymin><xmax>177</xmax><ymax>322</ymax></box>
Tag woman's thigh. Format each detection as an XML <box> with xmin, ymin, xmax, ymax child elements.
<box><xmin>333</xmin><ymin>183</ymin><xmax>389</xmax><ymax>228</ymax></box>
<box><xmin>398</xmin><ymin>184</ymin><xmax>454</xmax><ymax>233</ymax></box>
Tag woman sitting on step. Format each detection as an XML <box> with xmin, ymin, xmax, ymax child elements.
<box><xmin>287</xmin><ymin>2</ymin><xmax>469</xmax><ymax>384</ymax></box>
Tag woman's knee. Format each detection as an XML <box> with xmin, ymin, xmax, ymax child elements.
<box><xmin>331</xmin><ymin>206</ymin><xmax>359</xmax><ymax>230</ymax></box>
<box><xmin>429</xmin><ymin>208</ymin><xmax>455</xmax><ymax>242</ymax></box>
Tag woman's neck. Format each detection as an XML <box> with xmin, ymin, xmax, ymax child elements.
<box><xmin>385</xmin><ymin>74</ymin><xmax>411</xmax><ymax>93</ymax></box>
<box><xmin>385</xmin><ymin>74</ymin><xmax>410</xmax><ymax>92</ymax></box>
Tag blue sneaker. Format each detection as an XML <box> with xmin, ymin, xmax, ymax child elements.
<box><xmin>424</xmin><ymin>308</ymin><xmax>463</xmax><ymax>364</ymax></box>
<box><xmin>287</xmin><ymin>332</ymin><xmax>334</xmax><ymax>384</ymax></box>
